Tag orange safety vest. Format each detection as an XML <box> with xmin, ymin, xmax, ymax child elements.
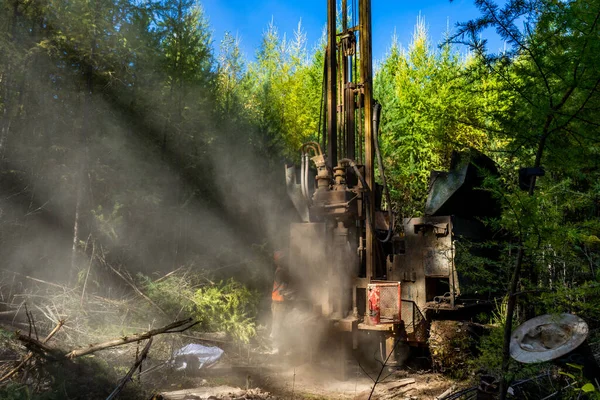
<box><xmin>272</xmin><ymin>267</ymin><xmax>285</xmax><ymax>302</ymax></box>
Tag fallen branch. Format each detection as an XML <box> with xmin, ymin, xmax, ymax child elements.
<box><xmin>0</xmin><ymin>269</ymin><xmax>68</xmax><ymax>290</ymax></box>
<box><xmin>180</xmin><ymin>332</ymin><xmax>229</xmax><ymax>343</ymax></box>
<box><xmin>436</xmin><ymin>385</ymin><xmax>456</xmax><ymax>400</ymax></box>
<box><xmin>11</xmin><ymin>317</ymin><xmax>197</xmax><ymax>367</ymax></box>
<box><xmin>155</xmin><ymin>266</ymin><xmax>184</xmax><ymax>283</ymax></box>
<box><xmin>105</xmin><ymin>338</ymin><xmax>153</xmax><ymax>400</ymax></box>
<box><xmin>99</xmin><ymin>249</ymin><xmax>167</xmax><ymax>317</ymax></box>
<box><xmin>137</xmin><ymin>360</ymin><xmax>168</xmax><ymax>377</ymax></box>
<box><xmin>0</xmin><ymin>320</ymin><xmax>64</xmax><ymax>383</ymax></box>
<box><xmin>65</xmin><ymin>318</ymin><xmax>198</xmax><ymax>358</ymax></box>
<box><xmin>383</xmin><ymin>378</ymin><xmax>415</xmax><ymax>391</ymax></box>
<box><xmin>17</xmin><ymin>334</ymin><xmax>62</xmax><ymax>359</ymax></box>
<box><xmin>0</xmin><ymin>309</ymin><xmax>28</xmax><ymax>321</ymax></box>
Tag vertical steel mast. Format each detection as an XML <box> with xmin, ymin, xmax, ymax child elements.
<box><xmin>359</xmin><ymin>0</ymin><xmax>375</xmax><ymax>303</ymax></box>
<box><xmin>285</xmin><ymin>1</ymin><xmax>406</xmax><ymax>373</ymax></box>
<box><xmin>326</xmin><ymin>0</ymin><xmax>337</xmax><ymax>170</ymax></box>
<box><xmin>325</xmin><ymin>0</ymin><xmax>375</xmax><ymax>317</ymax></box>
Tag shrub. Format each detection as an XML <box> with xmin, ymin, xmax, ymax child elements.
<box><xmin>140</xmin><ymin>271</ymin><xmax>259</xmax><ymax>343</ymax></box>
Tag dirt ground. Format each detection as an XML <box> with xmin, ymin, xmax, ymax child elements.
<box><xmin>0</xmin><ymin>319</ymin><xmax>458</xmax><ymax>400</ymax></box>
<box><xmin>157</xmin><ymin>354</ymin><xmax>457</xmax><ymax>400</ymax></box>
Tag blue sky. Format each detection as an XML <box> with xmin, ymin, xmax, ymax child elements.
<box><xmin>201</xmin><ymin>0</ymin><xmax>505</xmax><ymax>63</ymax></box>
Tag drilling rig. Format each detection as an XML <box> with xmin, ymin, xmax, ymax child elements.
<box><xmin>284</xmin><ymin>0</ymin><xmax>501</xmax><ymax>370</ymax></box>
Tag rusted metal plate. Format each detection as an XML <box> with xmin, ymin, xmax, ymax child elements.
<box><xmin>423</xmin><ymin>247</ymin><xmax>451</xmax><ymax>277</ymax></box>
<box><xmin>390</xmin><ymin>216</ymin><xmax>458</xmax><ymax>343</ymax></box>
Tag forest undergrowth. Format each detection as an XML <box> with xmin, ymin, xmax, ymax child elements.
<box><xmin>0</xmin><ymin>264</ymin><xmax>264</xmax><ymax>400</ymax></box>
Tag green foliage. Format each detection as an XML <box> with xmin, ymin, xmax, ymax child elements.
<box><xmin>471</xmin><ymin>300</ymin><xmax>549</xmax><ymax>381</ymax></box>
<box><xmin>559</xmin><ymin>364</ymin><xmax>600</xmax><ymax>399</ymax></box>
<box><xmin>192</xmin><ymin>279</ymin><xmax>258</xmax><ymax>343</ymax></box>
<box><xmin>91</xmin><ymin>202</ymin><xmax>124</xmax><ymax>242</ymax></box>
<box><xmin>141</xmin><ymin>273</ymin><xmax>259</xmax><ymax>343</ymax></box>
<box><xmin>454</xmin><ymin>239</ymin><xmax>511</xmax><ymax>297</ymax></box>
<box><xmin>539</xmin><ymin>282</ymin><xmax>600</xmax><ymax>321</ymax></box>
<box><xmin>0</xmin><ymin>384</ymin><xmax>31</xmax><ymax>400</ymax></box>
<box><xmin>244</xmin><ymin>19</ymin><xmax>322</xmax><ymax>160</ymax></box>
<box><xmin>0</xmin><ymin>326</ymin><xmax>13</xmax><ymax>340</ymax></box>
<box><xmin>0</xmin><ymin>356</ymin><xmax>147</xmax><ymax>400</ymax></box>
<box><xmin>1</xmin><ymin>0</ymin><xmax>599</xmax><ymax>391</ymax></box>
<box><xmin>471</xmin><ymin>298</ymin><xmax>506</xmax><ymax>375</ymax></box>
<box><xmin>374</xmin><ymin>17</ymin><xmax>487</xmax><ymax>217</ymax></box>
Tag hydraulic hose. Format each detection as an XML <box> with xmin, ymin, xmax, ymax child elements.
<box><xmin>304</xmin><ymin>153</ymin><xmax>311</xmax><ymax>203</ymax></box>
<box><xmin>300</xmin><ymin>153</ymin><xmax>307</xmax><ymax>201</ymax></box>
<box><xmin>301</xmin><ymin>141</ymin><xmax>323</xmax><ymax>156</ymax></box>
<box><xmin>338</xmin><ymin>158</ymin><xmax>370</xmax><ymax>193</ymax></box>
<box><xmin>299</xmin><ymin>141</ymin><xmax>322</xmax><ymax>204</ymax></box>
<box><xmin>372</xmin><ymin>102</ymin><xmax>393</xmax><ymax>243</ymax></box>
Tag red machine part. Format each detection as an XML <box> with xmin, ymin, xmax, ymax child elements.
<box><xmin>368</xmin><ymin>282</ymin><xmax>401</xmax><ymax>325</ymax></box>
<box><xmin>368</xmin><ymin>285</ymin><xmax>380</xmax><ymax>324</ymax></box>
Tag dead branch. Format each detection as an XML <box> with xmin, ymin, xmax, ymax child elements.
<box><xmin>25</xmin><ymin>305</ymin><xmax>38</xmax><ymax>341</ymax></box>
<box><xmin>137</xmin><ymin>360</ymin><xmax>168</xmax><ymax>377</ymax></box>
<box><xmin>180</xmin><ymin>332</ymin><xmax>228</xmax><ymax>344</ymax></box>
<box><xmin>383</xmin><ymin>378</ymin><xmax>415</xmax><ymax>391</ymax></box>
<box><xmin>155</xmin><ymin>266</ymin><xmax>184</xmax><ymax>283</ymax></box>
<box><xmin>435</xmin><ymin>385</ymin><xmax>456</xmax><ymax>400</ymax></box>
<box><xmin>105</xmin><ymin>338</ymin><xmax>153</xmax><ymax>400</ymax></box>
<box><xmin>0</xmin><ymin>269</ymin><xmax>68</xmax><ymax>290</ymax></box>
<box><xmin>42</xmin><ymin>321</ymin><xmax>65</xmax><ymax>342</ymax></box>
<box><xmin>0</xmin><ymin>320</ymin><xmax>65</xmax><ymax>383</ymax></box>
<box><xmin>17</xmin><ymin>334</ymin><xmax>62</xmax><ymax>359</ymax></box>
<box><xmin>80</xmin><ymin>241</ymin><xmax>96</xmax><ymax>307</ymax></box>
<box><xmin>12</xmin><ymin>318</ymin><xmax>196</xmax><ymax>362</ymax></box>
<box><xmin>98</xmin><ymin>248</ymin><xmax>167</xmax><ymax>317</ymax></box>
<box><xmin>65</xmin><ymin>318</ymin><xmax>197</xmax><ymax>358</ymax></box>
<box><xmin>0</xmin><ymin>309</ymin><xmax>28</xmax><ymax>321</ymax></box>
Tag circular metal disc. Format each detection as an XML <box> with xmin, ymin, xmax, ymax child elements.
<box><xmin>510</xmin><ymin>313</ymin><xmax>589</xmax><ymax>364</ymax></box>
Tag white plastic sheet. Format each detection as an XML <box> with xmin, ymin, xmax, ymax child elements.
<box><xmin>172</xmin><ymin>343</ymin><xmax>224</xmax><ymax>370</ymax></box>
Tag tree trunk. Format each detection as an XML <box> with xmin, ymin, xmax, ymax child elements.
<box><xmin>71</xmin><ymin>0</ymin><xmax>98</xmax><ymax>277</ymax></box>
<box><xmin>0</xmin><ymin>1</ymin><xmax>20</xmax><ymax>160</ymax></box>
<box><xmin>498</xmin><ymin>96</ymin><xmax>570</xmax><ymax>398</ymax></box>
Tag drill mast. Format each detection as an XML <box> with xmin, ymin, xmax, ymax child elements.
<box><xmin>285</xmin><ymin>0</ymin><xmax>391</xmax><ymax>327</ymax></box>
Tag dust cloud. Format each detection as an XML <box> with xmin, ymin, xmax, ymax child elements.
<box><xmin>0</xmin><ymin>4</ymin><xmax>365</xmax><ymax>392</ymax></box>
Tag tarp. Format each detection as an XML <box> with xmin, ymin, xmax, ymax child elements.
<box><xmin>172</xmin><ymin>343</ymin><xmax>224</xmax><ymax>370</ymax></box>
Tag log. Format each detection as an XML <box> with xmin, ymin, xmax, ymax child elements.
<box><xmin>12</xmin><ymin>318</ymin><xmax>196</xmax><ymax>363</ymax></box>
<box><xmin>65</xmin><ymin>318</ymin><xmax>198</xmax><ymax>358</ymax></box>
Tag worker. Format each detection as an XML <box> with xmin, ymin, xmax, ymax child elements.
<box><xmin>270</xmin><ymin>249</ymin><xmax>290</xmax><ymax>355</ymax></box>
